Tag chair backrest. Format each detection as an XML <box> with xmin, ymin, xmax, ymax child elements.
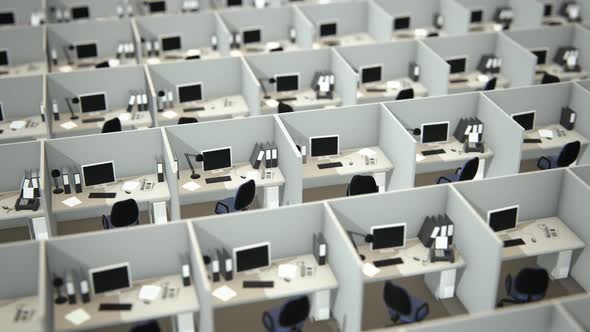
<box><xmin>557</xmin><ymin>140</ymin><xmax>581</xmax><ymax>167</ymax></box>
<box><xmin>458</xmin><ymin>157</ymin><xmax>480</xmax><ymax>181</ymax></box>
<box><xmin>278</xmin><ymin>296</ymin><xmax>310</xmax><ymax>327</ymax></box>
<box><xmin>110</xmin><ymin>199</ymin><xmax>139</xmax><ymax>228</ymax></box>
<box><xmin>514</xmin><ymin>267</ymin><xmax>549</xmax><ymax>298</ymax></box>
<box><xmin>101</xmin><ymin>118</ymin><xmax>122</xmax><ymax>133</ymax></box>
<box><xmin>483</xmin><ymin>77</ymin><xmax>497</xmax><ymax>91</ymax></box>
<box><xmin>383</xmin><ymin>282</ymin><xmax>412</xmax><ymax>315</ymax></box>
<box><xmin>234</xmin><ymin>179</ymin><xmax>256</xmax><ymax>210</ymax></box>
<box><xmin>129</xmin><ymin>320</ymin><xmax>160</xmax><ymax>332</ymax></box>
<box><xmin>541</xmin><ymin>73</ymin><xmax>560</xmax><ymax>84</ymax></box>
<box><xmin>278</xmin><ymin>102</ymin><xmax>294</xmax><ymax>113</ymax></box>
<box><xmin>347</xmin><ymin>175</ymin><xmax>378</xmax><ymax>196</ymax></box>
<box><xmin>178</xmin><ymin>117</ymin><xmax>199</xmax><ymax>125</ymax></box>
<box><xmin>397</xmin><ymin>88</ymin><xmax>414</xmax><ymax>100</ymax></box>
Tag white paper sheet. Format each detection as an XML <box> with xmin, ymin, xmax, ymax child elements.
<box><xmin>139</xmin><ymin>285</ymin><xmax>162</xmax><ymax>301</ymax></box>
<box><xmin>62</xmin><ymin>196</ymin><xmax>82</xmax><ymax>207</ymax></box>
<box><xmin>162</xmin><ymin>110</ymin><xmax>178</xmax><ymax>119</ymax></box>
<box><xmin>182</xmin><ymin>181</ymin><xmax>201</xmax><ymax>192</ymax></box>
<box><xmin>60</xmin><ymin>121</ymin><xmax>78</xmax><ymax>130</ymax></box>
<box><xmin>278</xmin><ymin>264</ymin><xmax>298</xmax><ymax>281</ymax></box>
<box><xmin>65</xmin><ymin>308</ymin><xmax>91</xmax><ymax>325</ymax></box>
<box><xmin>362</xmin><ymin>263</ymin><xmax>380</xmax><ymax>277</ymax></box>
<box><xmin>212</xmin><ymin>286</ymin><xmax>237</xmax><ymax>302</ymax></box>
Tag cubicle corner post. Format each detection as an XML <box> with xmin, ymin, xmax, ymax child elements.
<box><xmin>417</xmin><ymin>40</ymin><xmax>450</xmax><ymax>96</ymax></box>
<box><xmin>331</xmin><ymin>48</ymin><xmax>358</xmax><ymax>106</ymax></box>
<box><xmin>367</xmin><ymin>0</ymin><xmax>392</xmax><ymax>43</ymax></box>
<box><xmin>273</xmin><ymin>114</ymin><xmax>303</xmax><ymax>206</ymax></box>
<box><xmin>497</xmin><ymin>32</ymin><xmax>536</xmax><ymax>88</ymax></box>
<box><xmin>187</xmin><ymin>222</ymin><xmax>215</xmax><ymax>332</ymax></box>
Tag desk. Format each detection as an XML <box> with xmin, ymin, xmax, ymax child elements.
<box><xmin>52</xmin><ymin>109</ymin><xmax>152</xmax><ymax>138</ymax></box>
<box><xmin>51</xmin><ymin>58</ymin><xmax>137</xmax><ymax>73</ymax></box>
<box><xmin>536</xmin><ymin>63</ymin><xmax>588</xmax><ymax>83</ymax></box>
<box><xmin>392</xmin><ymin>27</ymin><xmax>444</xmax><ymax>40</ymax></box>
<box><xmin>0</xmin><ymin>62</ymin><xmax>47</xmax><ymax>78</ymax></box>
<box><xmin>178</xmin><ymin>162</ymin><xmax>284</xmax><ymax>209</ymax></box>
<box><xmin>357</xmin><ymin>78</ymin><xmax>428</xmax><ymax>104</ymax></box>
<box><xmin>448</xmin><ymin>72</ymin><xmax>510</xmax><ymax>94</ymax></box>
<box><xmin>211</xmin><ymin>254</ymin><xmax>337</xmax><ymax>321</ymax></box>
<box><xmin>0</xmin><ymin>295</ymin><xmax>41</xmax><ymax>332</ymax></box>
<box><xmin>51</xmin><ymin>174</ymin><xmax>169</xmax><ymax>223</ymax></box>
<box><xmin>0</xmin><ymin>191</ymin><xmax>49</xmax><ymax>239</ymax></box>
<box><xmin>157</xmin><ymin>95</ymin><xmax>249</xmax><ymax>126</ymax></box>
<box><xmin>0</xmin><ymin>115</ymin><xmax>47</xmax><ymax>144</ymax></box>
<box><xmin>302</xmin><ymin>147</ymin><xmax>393</xmax><ymax>192</ymax></box>
<box><xmin>229</xmin><ymin>40</ymin><xmax>300</xmax><ymax>57</ymax></box>
<box><xmin>520</xmin><ymin>124</ymin><xmax>589</xmax><ymax>162</ymax></box>
<box><xmin>313</xmin><ymin>32</ymin><xmax>375</xmax><ymax>48</ymax></box>
<box><xmin>261</xmin><ymin>89</ymin><xmax>342</xmax><ymax>114</ymax></box>
<box><xmin>468</xmin><ymin>22</ymin><xmax>503</xmax><ymax>33</ymax></box>
<box><xmin>498</xmin><ymin>217</ymin><xmax>585</xmax><ymax>279</ymax></box>
<box><xmin>542</xmin><ymin>16</ymin><xmax>568</xmax><ymax>26</ymax></box>
<box><xmin>54</xmin><ymin>274</ymin><xmax>198</xmax><ymax>332</ymax></box>
<box><xmin>415</xmin><ymin>136</ymin><xmax>494</xmax><ymax>175</ymax></box>
<box><xmin>358</xmin><ymin>239</ymin><xmax>466</xmax><ymax>299</ymax></box>
<box><xmin>143</xmin><ymin>47</ymin><xmax>221</xmax><ymax>65</ymax></box>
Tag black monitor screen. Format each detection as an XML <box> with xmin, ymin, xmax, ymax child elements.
<box><xmin>422</xmin><ymin>122</ymin><xmax>449</xmax><ymax>143</ymax></box>
<box><xmin>243</xmin><ymin>29</ymin><xmax>262</xmax><ymax>44</ymax></box>
<box><xmin>162</xmin><ymin>36</ymin><xmax>182</xmax><ymax>51</ymax></box>
<box><xmin>149</xmin><ymin>1</ymin><xmax>167</xmax><ymax>13</ymax></box>
<box><xmin>512</xmin><ymin>111</ymin><xmax>535</xmax><ymax>131</ymax></box>
<box><xmin>470</xmin><ymin>10</ymin><xmax>483</xmax><ymax>23</ymax></box>
<box><xmin>0</xmin><ymin>50</ymin><xmax>8</xmax><ymax>66</ymax></box>
<box><xmin>543</xmin><ymin>4</ymin><xmax>553</xmax><ymax>17</ymax></box>
<box><xmin>203</xmin><ymin>148</ymin><xmax>232</xmax><ymax>171</ymax></box>
<box><xmin>320</xmin><ymin>23</ymin><xmax>337</xmax><ymax>37</ymax></box>
<box><xmin>275</xmin><ymin>74</ymin><xmax>298</xmax><ymax>92</ymax></box>
<box><xmin>91</xmin><ymin>265</ymin><xmax>131</xmax><ymax>294</ymax></box>
<box><xmin>0</xmin><ymin>12</ymin><xmax>15</xmax><ymax>25</ymax></box>
<box><xmin>311</xmin><ymin>136</ymin><xmax>339</xmax><ymax>157</ymax></box>
<box><xmin>532</xmin><ymin>49</ymin><xmax>547</xmax><ymax>65</ymax></box>
<box><xmin>372</xmin><ymin>224</ymin><xmax>406</xmax><ymax>250</ymax></box>
<box><xmin>227</xmin><ymin>0</ymin><xmax>243</xmax><ymax>6</ymax></box>
<box><xmin>178</xmin><ymin>84</ymin><xmax>202</xmax><ymax>103</ymax></box>
<box><xmin>82</xmin><ymin>162</ymin><xmax>116</xmax><ymax>187</ymax></box>
<box><xmin>71</xmin><ymin>6</ymin><xmax>90</xmax><ymax>19</ymax></box>
<box><xmin>235</xmin><ymin>244</ymin><xmax>269</xmax><ymax>272</ymax></box>
<box><xmin>80</xmin><ymin>93</ymin><xmax>107</xmax><ymax>113</ymax></box>
<box><xmin>447</xmin><ymin>57</ymin><xmax>467</xmax><ymax>74</ymax></box>
<box><xmin>489</xmin><ymin>206</ymin><xmax>518</xmax><ymax>232</ymax></box>
<box><xmin>76</xmin><ymin>43</ymin><xmax>98</xmax><ymax>59</ymax></box>
<box><xmin>361</xmin><ymin>66</ymin><xmax>382</xmax><ymax>84</ymax></box>
<box><xmin>394</xmin><ymin>16</ymin><xmax>411</xmax><ymax>30</ymax></box>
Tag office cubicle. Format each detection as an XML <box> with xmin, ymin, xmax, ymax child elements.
<box><xmin>46</xmin><ymin>65</ymin><xmax>154</xmax><ymax>138</ymax></box>
<box><xmin>537</xmin><ymin>0</ymin><xmax>589</xmax><ymax>26</ymax></box>
<box><xmin>384</xmin><ymin>92</ymin><xmax>522</xmax><ymax>186</ymax></box>
<box><xmin>373</xmin><ymin>0</ymin><xmax>447</xmax><ymax>39</ymax></box>
<box><xmin>422</xmin><ymin>32</ymin><xmax>536</xmax><ymax>94</ymax></box>
<box><xmin>560</xmin><ymin>293</ymin><xmax>590</xmax><ymax>331</ymax></box>
<box><xmin>0</xmin><ymin>0</ymin><xmax>45</xmax><ymax>27</ymax></box>
<box><xmin>335</xmin><ymin>40</ymin><xmax>449</xmax><ymax>103</ymax></box>
<box><xmin>147</xmin><ymin>56</ymin><xmax>258</xmax><ymax>125</ymax></box>
<box><xmin>484</xmin><ymin>82</ymin><xmax>590</xmax><ymax>170</ymax></box>
<box><xmin>45</xmin><ymin>0</ymin><xmax>125</xmax><ymax>23</ymax></box>
<box><xmin>0</xmin><ymin>26</ymin><xmax>47</xmax><ymax>77</ymax></box>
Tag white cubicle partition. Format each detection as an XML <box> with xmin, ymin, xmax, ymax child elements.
<box><xmin>440</xmin><ymin>0</ymin><xmax>471</xmax><ymax>35</ymax></box>
<box><xmin>273</xmin><ymin>115</ymin><xmax>303</xmax><ymax>206</ymax></box>
<box><xmin>46</xmin><ymin>0</ymin><xmax>123</xmax><ymax>22</ymax></box>
<box><xmin>293</xmin><ymin>5</ymin><xmax>315</xmax><ymax>50</ymax></box>
<box><xmin>214</xmin><ymin>12</ymin><xmax>232</xmax><ymax>57</ymax></box>
<box><xmin>331</xmin><ymin>48</ymin><xmax>358</xmax><ymax>106</ymax></box>
<box><xmin>0</xmin><ymin>0</ymin><xmax>44</xmax><ymax>27</ymax></box>
<box><xmin>560</xmin><ymin>293</ymin><xmax>590</xmax><ymax>331</ymax></box>
<box><xmin>452</xmin><ymin>0</ymin><xmax>542</xmax><ymax>30</ymax></box>
<box><xmin>187</xmin><ymin>222</ymin><xmax>214</xmax><ymax>332</ymax></box>
<box><xmin>0</xmin><ymin>26</ymin><xmax>46</xmax><ymax>70</ymax></box>
<box><xmin>367</xmin><ymin>0</ymin><xmax>392</xmax><ymax>42</ymax></box>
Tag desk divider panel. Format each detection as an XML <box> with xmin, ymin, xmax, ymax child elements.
<box><xmin>0</xmin><ymin>0</ymin><xmax>44</xmax><ymax>26</ymax></box>
<box><xmin>48</xmin><ymin>0</ymin><xmax>120</xmax><ymax>21</ymax></box>
<box><xmin>440</xmin><ymin>0</ymin><xmax>471</xmax><ymax>35</ymax></box>
<box><xmin>0</xmin><ymin>75</ymin><xmax>45</xmax><ymax>120</ymax></box>
<box><xmin>0</xmin><ymin>241</ymin><xmax>41</xmax><ymax>299</ymax></box>
<box><xmin>219</xmin><ymin>7</ymin><xmax>294</xmax><ymax>44</ymax></box>
<box><xmin>0</xmin><ymin>26</ymin><xmax>45</xmax><ymax>65</ymax></box>
<box><xmin>367</xmin><ymin>0</ymin><xmax>391</xmax><ymax>43</ymax></box>
<box><xmin>143</xmin><ymin>64</ymin><xmax>158</xmax><ymax>127</ymax></box>
<box><xmin>188</xmin><ymin>222</ymin><xmax>214</xmax><ymax>332</ymax></box>
<box><xmin>497</xmin><ymin>32</ymin><xmax>537</xmax><ymax>87</ymax></box>
<box><xmin>161</xmin><ymin>128</ymin><xmax>180</xmax><ymax>221</ymax></box>
<box><xmin>273</xmin><ymin>115</ymin><xmax>302</xmax><ymax>205</ymax></box>
<box><xmin>214</xmin><ymin>12</ymin><xmax>232</xmax><ymax>57</ymax></box>
<box><xmin>511</xmin><ymin>0</ymin><xmax>544</xmax><ymax>28</ymax></box>
<box><xmin>503</xmin><ymin>26</ymin><xmax>576</xmax><ymax>64</ymax></box>
<box><xmin>560</xmin><ymin>294</ymin><xmax>590</xmax><ymax>330</ymax></box>
<box><xmin>423</xmin><ymin>32</ymin><xmax>497</xmax><ymax>72</ymax></box>
<box><xmin>417</xmin><ymin>40</ymin><xmax>451</xmax><ymax>96</ymax></box>
<box><xmin>374</xmin><ymin>0</ymin><xmax>441</xmax><ymax>29</ymax></box>
<box><xmin>331</xmin><ymin>48</ymin><xmax>358</xmax><ymax>106</ymax></box>
<box><xmin>240</xmin><ymin>57</ymin><xmax>262</xmax><ymax>116</ymax></box>
<box><xmin>297</xmin><ymin>1</ymin><xmax>370</xmax><ymax>37</ymax></box>
<box><xmin>0</xmin><ymin>141</ymin><xmax>42</xmax><ymax>192</ymax></box>
<box><xmin>573</xmin><ymin>25</ymin><xmax>590</xmax><ymax>84</ymax></box>
<box><xmin>293</xmin><ymin>6</ymin><xmax>314</xmax><ymax>50</ymax></box>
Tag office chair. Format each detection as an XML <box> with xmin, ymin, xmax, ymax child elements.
<box><xmin>178</xmin><ymin>117</ymin><xmax>199</xmax><ymax>125</ymax></box>
<box><xmin>346</xmin><ymin>175</ymin><xmax>378</xmax><ymax>196</ymax></box>
<box><xmin>262</xmin><ymin>296</ymin><xmax>310</xmax><ymax>332</ymax></box>
<box><xmin>436</xmin><ymin>157</ymin><xmax>480</xmax><ymax>184</ymax></box>
<box><xmin>101</xmin><ymin>118</ymin><xmax>122</xmax><ymax>133</ymax></box>
<box><xmin>215</xmin><ymin>179</ymin><xmax>256</xmax><ymax>214</ymax></box>
<box><xmin>497</xmin><ymin>267</ymin><xmax>549</xmax><ymax>307</ymax></box>
<box><xmin>130</xmin><ymin>320</ymin><xmax>160</xmax><ymax>332</ymax></box>
<box><xmin>396</xmin><ymin>88</ymin><xmax>414</xmax><ymax>100</ymax></box>
<box><xmin>278</xmin><ymin>102</ymin><xmax>294</xmax><ymax>113</ymax></box>
<box><xmin>537</xmin><ymin>140</ymin><xmax>581</xmax><ymax>170</ymax></box>
<box><xmin>482</xmin><ymin>77</ymin><xmax>497</xmax><ymax>91</ymax></box>
<box><xmin>383</xmin><ymin>281</ymin><xmax>429</xmax><ymax>324</ymax></box>
<box><xmin>102</xmin><ymin>199</ymin><xmax>139</xmax><ymax>229</ymax></box>
<box><xmin>541</xmin><ymin>73</ymin><xmax>560</xmax><ymax>84</ymax></box>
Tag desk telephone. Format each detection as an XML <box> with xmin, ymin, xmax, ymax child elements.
<box><xmin>540</xmin><ymin>224</ymin><xmax>558</xmax><ymax>238</ymax></box>
<box><xmin>15</xmin><ymin>197</ymin><xmax>40</xmax><ymax>211</ymax></box>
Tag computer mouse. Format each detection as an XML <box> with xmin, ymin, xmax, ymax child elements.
<box><xmin>240</xmin><ymin>176</ymin><xmax>246</xmax><ymax>179</ymax></box>
<box><xmin>413</xmin><ymin>257</ymin><xmax>420</xmax><ymax>262</ymax></box>
<box><xmin>531</xmin><ymin>237</ymin><xmax>536</xmax><ymax>243</ymax></box>
<box><xmin>125</xmin><ymin>191</ymin><xmax>131</xmax><ymax>194</ymax></box>
<box><xmin>349</xmin><ymin>161</ymin><xmax>353</xmax><ymax>165</ymax></box>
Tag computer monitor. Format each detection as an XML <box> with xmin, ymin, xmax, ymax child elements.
<box><xmin>177</xmin><ymin>83</ymin><xmax>203</xmax><ymax>103</ymax></box>
<box><xmin>512</xmin><ymin>111</ymin><xmax>535</xmax><ymax>131</ymax></box>
<box><xmin>370</xmin><ymin>223</ymin><xmax>406</xmax><ymax>251</ymax></box>
<box><xmin>487</xmin><ymin>205</ymin><xmax>519</xmax><ymax>232</ymax></box>
<box><xmin>82</xmin><ymin>161</ymin><xmax>116</xmax><ymax>187</ymax></box>
<box><xmin>227</xmin><ymin>0</ymin><xmax>243</xmax><ymax>6</ymax></box>
<box><xmin>360</xmin><ymin>64</ymin><xmax>382</xmax><ymax>84</ymax></box>
<box><xmin>421</xmin><ymin>121</ymin><xmax>449</xmax><ymax>144</ymax></box>
<box><xmin>0</xmin><ymin>12</ymin><xmax>15</xmax><ymax>26</ymax></box>
<box><xmin>79</xmin><ymin>93</ymin><xmax>107</xmax><ymax>113</ymax></box>
<box><xmin>71</xmin><ymin>6</ymin><xmax>90</xmax><ymax>20</ymax></box>
<box><xmin>202</xmin><ymin>147</ymin><xmax>232</xmax><ymax>171</ymax></box>
<box><xmin>394</xmin><ymin>16</ymin><xmax>411</xmax><ymax>30</ymax></box>
<box><xmin>531</xmin><ymin>49</ymin><xmax>548</xmax><ymax>65</ymax></box>
<box><xmin>75</xmin><ymin>42</ymin><xmax>98</xmax><ymax>59</ymax></box>
<box><xmin>319</xmin><ymin>22</ymin><xmax>337</xmax><ymax>37</ymax></box>
<box><xmin>0</xmin><ymin>50</ymin><xmax>8</xmax><ymax>66</ymax></box>
<box><xmin>447</xmin><ymin>57</ymin><xmax>467</xmax><ymax>74</ymax></box>
<box><xmin>148</xmin><ymin>1</ymin><xmax>167</xmax><ymax>13</ymax></box>
<box><xmin>242</xmin><ymin>28</ymin><xmax>262</xmax><ymax>44</ymax></box>
<box><xmin>310</xmin><ymin>135</ymin><xmax>339</xmax><ymax>157</ymax></box>
<box><xmin>161</xmin><ymin>35</ymin><xmax>182</xmax><ymax>52</ymax></box>
<box><xmin>543</xmin><ymin>3</ymin><xmax>553</xmax><ymax>17</ymax></box>
<box><xmin>233</xmin><ymin>242</ymin><xmax>271</xmax><ymax>272</ymax></box>
<box><xmin>470</xmin><ymin>9</ymin><xmax>483</xmax><ymax>23</ymax></box>
<box><xmin>89</xmin><ymin>262</ymin><xmax>132</xmax><ymax>295</ymax></box>
<box><xmin>275</xmin><ymin>73</ymin><xmax>299</xmax><ymax>92</ymax></box>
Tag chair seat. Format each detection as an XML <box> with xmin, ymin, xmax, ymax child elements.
<box><xmin>508</xmin><ymin>287</ymin><xmax>545</xmax><ymax>303</ymax></box>
<box><xmin>263</xmin><ymin>305</ymin><xmax>305</xmax><ymax>332</ymax></box>
<box><xmin>538</xmin><ymin>155</ymin><xmax>559</xmax><ymax>169</ymax></box>
<box><xmin>215</xmin><ymin>197</ymin><xmax>237</xmax><ymax>214</ymax></box>
<box><xmin>387</xmin><ymin>295</ymin><xmax>428</xmax><ymax>323</ymax></box>
<box><xmin>438</xmin><ymin>173</ymin><xmax>460</xmax><ymax>183</ymax></box>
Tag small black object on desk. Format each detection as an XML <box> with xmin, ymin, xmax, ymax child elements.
<box><xmin>51</xmin><ymin>170</ymin><xmax>64</xmax><ymax>194</ymax></box>
<box><xmin>53</xmin><ymin>277</ymin><xmax>67</xmax><ymax>304</ymax></box>
<box><xmin>243</xmin><ymin>280</ymin><xmax>274</xmax><ymax>288</ymax></box>
<box><xmin>185</xmin><ymin>153</ymin><xmax>203</xmax><ymax>179</ymax></box>
<box><xmin>67</xmin><ymin>97</ymin><xmax>79</xmax><ymax>120</ymax></box>
<box><xmin>99</xmin><ymin>303</ymin><xmax>133</xmax><ymax>311</ymax></box>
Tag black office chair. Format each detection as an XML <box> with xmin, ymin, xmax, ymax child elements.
<box><xmin>130</xmin><ymin>320</ymin><xmax>160</xmax><ymax>332</ymax></box>
<box><xmin>436</xmin><ymin>157</ymin><xmax>480</xmax><ymax>184</ymax></box>
<box><xmin>537</xmin><ymin>140</ymin><xmax>581</xmax><ymax>170</ymax></box>
<box><xmin>215</xmin><ymin>179</ymin><xmax>256</xmax><ymax>214</ymax></box>
<box><xmin>178</xmin><ymin>117</ymin><xmax>199</xmax><ymax>125</ymax></box>
<box><xmin>541</xmin><ymin>73</ymin><xmax>560</xmax><ymax>84</ymax></box>
<box><xmin>497</xmin><ymin>267</ymin><xmax>549</xmax><ymax>307</ymax></box>
<box><xmin>102</xmin><ymin>199</ymin><xmax>140</xmax><ymax>229</ymax></box>
<box><xmin>482</xmin><ymin>77</ymin><xmax>497</xmax><ymax>91</ymax></box>
<box><xmin>396</xmin><ymin>88</ymin><xmax>415</xmax><ymax>100</ymax></box>
<box><xmin>346</xmin><ymin>175</ymin><xmax>378</xmax><ymax>196</ymax></box>
<box><xmin>262</xmin><ymin>296</ymin><xmax>310</xmax><ymax>332</ymax></box>
<box><xmin>383</xmin><ymin>281</ymin><xmax>429</xmax><ymax>324</ymax></box>
<box><xmin>278</xmin><ymin>102</ymin><xmax>294</xmax><ymax>113</ymax></box>
<box><xmin>101</xmin><ymin>118</ymin><xmax>122</xmax><ymax>133</ymax></box>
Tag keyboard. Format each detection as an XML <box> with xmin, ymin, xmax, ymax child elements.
<box><xmin>99</xmin><ymin>303</ymin><xmax>132</xmax><ymax>311</ymax></box>
<box><xmin>317</xmin><ymin>162</ymin><xmax>343</xmax><ymax>169</ymax></box>
<box><xmin>243</xmin><ymin>280</ymin><xmax>274</xmax><ymax>288</ymax></box>
<box><xmin>421</xmin><ymin>149</ymin><xmax>446</xmax><ymax>156</ymax></box>
<box><xmin>276</xmin><ymin>97</ymin><xmax>297</xmax><ymax>102</ymax></box>
<box><xmin>366</xmin><ymin>88</ymin><xmax>387</xmax><ymax>93</ymax></box>
<box><xmin>523</xmin><ymin>138</ymin><xmax>542</xmax><ymax>144</ymax></box>
<box><xmin>373</xmin><ymin>257</ymin><xmax>404</xmax><ymax>267</ymax></box>
<box><xmin>88</xmin><ymin>192</ymin><xmax>117</xmax><ymax>199</ymax></box>
<box><xmin>503</xmin><ymin>238</ymin><xmax>526</xmax><ymax>247</ymax></box>
<box><xmin>184</xmin><ymin>107</ymin><xmax>205</xmax><ymax>112</ymax></box>
<box><xmin>82</xmin><ymin>117</ymin><xmax>105</xmax><ymax>123</ymax></box>
<box><xmin>205</xmin><ymin>176</ymin><xmax>232</xmax><ymax>184</ymax></box>
<box><xmin>450</xmin><ymin>78</ymin><xmax>468</xmax><ymax>83</ymax></box>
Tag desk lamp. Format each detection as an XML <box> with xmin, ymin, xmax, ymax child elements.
<box><xmin>185</xmin><ymin>153</ymin><xmax>204</xmax><ymax>179</ymax></box>
<box><xmin>259</xmin><ymin>77</ymin><xmax>276</xmax><ymax>99</ymax></box>
<box><xmin>51</xmin><ymin>169</ymin><xmax>64</xmax><ymax>194</ymax></box>
<box><xmin>347</xmin><ymin>230</ymin><xmax>375</xmax><ymax>261</ymax></box>
<box><xmin>68</xmin><ymin>98</ymin><xmax>80</xmax><ymax>120</ymax></box>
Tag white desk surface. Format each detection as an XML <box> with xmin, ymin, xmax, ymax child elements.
<box><xmin>142</xmin><ymin>47</ymin><xmax>221</xmax><ymax>65</ymax></box>
<box><xmin>357</xmin><ymin>78</ymin><xmax>428</xmax><ymax>104</ymax></box>
<box><xmin>230</xmin><ymin>40</ymin><xmax>300</xmax><ymax>56</ymax></box>
<box><xmin>157</xmin><ymin>94</ymin><xmax>249</xmax><ymax>126</ymax></box>
<box><xmin>468</xmin><ymin>22</ymin><xmax>503</xmax><ymax>33</ymax></box>
<box><xmin>392</xmin><ymin>27</ymin><xmax>444</xmax><ymax>40</ymax></box>
<box><xmin>536</xmin><ymin>63</ymin><xmax>588</xmax><ymax>83</ymax></box>
<box><xmin>359</xmin><ymin>239</ymin><xmax>466</xmax><ymax>283</ymax></box>
<box><xmin>0</xmin><ymin>190</ymin><xmax>45</xmax><ymax>223</ymax></box>
<box><xmin>0</xmin><ymin>115</ymin><xmax>47</xmax><ymax>143</ymax></box>
<box><xmin>52</xmin><ymin>58</ymin><xmax>138</xmax><ymax>73</ymax></box>
<box><xmin>498</xmin><ymin>217</ymin><xmax>585</xmax><ymax>261</ymax></box>
<box><xmin>261</xmin><ymin>89</ymin><xmax>342</xmax><ymax>114</ymax></box>
<box><xmin>0</xmin><ymin>62</ymin><xmax>47</xmax><ymax>78</ymax></box>
<box><xmin>313</xmin><ymin>32</ymin><xmax>375</xmax><ymax>48</ymax></box>
<box><xmin>52</xmin><ymin>109</ymin><xmax>152</xmax><ymax>138</ymax></box>
<box><xmin>211</xmin><ymin>254</ymin><xmax>338</xmax><ymax>308</ymax></box>
<box><xmin>448</xmin><ymin>72</ymin><xmax>510</xmax><ymax>94</ymax></box>
<box><xmin>416</xmin><ymin>136</ymin><xmax>494</xmax><ymax>174</ymax></box>
<box><xmin>178</xmin><ymin>162</ymin><xmax>285</xmax><ymax>205</ymax></box>
<box><xmin>0</xmin><ymin>295</ymin><xmax>41</xmax><ymax>332</ymax></box>
<box><xmin>542</xmin><ymin>16</ymin><xmax>569</xmax><ymax>26</ymax></box>
<box><xmin>55</xmin><ymin>274</ymin><xmax>199</xmax><ymax>332</ymax></box>
<box><xmin>521</xmin><ymin>124</ymin><xmax>589</xmax><ymax>161</ymax></box>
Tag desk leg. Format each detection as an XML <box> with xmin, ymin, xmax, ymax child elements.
<box><xmin>373</xmin><ymin>172</ymin><xmax>386</xmax><ymax>193</ymax></box>
<box><xmin>173</xmin><ymin>312</ymin><xmax>195</xmax><ymax>332</ymax></box>
<box><xmin>310</xmin><ymin>289</ymin><xmax>331</xmax><ymax>321</ymax></box>
<box><xmin>424</xmin><ymin>269</ymin><xmax>456</xmax><ymax>299</ymax></box>
<box><xmin>263</xmin><ymin>186</ymin><xmax>280</xmax><ymax>209</ymax></box>
<box><xmin>151</xmin><ymin>201</ymin><xmax>168</xmax><ymax>224</ymax></box>
<box><xmin>30</xmin><ymin>217</ymin><xmax>50</xmax><ymax>240</ymax></box>
<box><xmin>537</xmin><ymin>250</ymin><xmax>572</xmax><ymax>280</ymax></box>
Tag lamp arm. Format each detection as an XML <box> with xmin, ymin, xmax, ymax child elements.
<box><xmin>184</xmin><ymin>153</ymin><xmax>197</xmax><ymax>177</ymax></box>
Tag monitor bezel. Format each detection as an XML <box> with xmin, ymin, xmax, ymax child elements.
<box><xmin>75</xmin><ymin>41</ymin><xmax>99</xmax><ymax>60</ymax></box>
<box><xmin>511</xmin><ymin>110</ymin><xmax>536</xmax><ymax>131</ymax></box>
<box><xmin>81</xmin><ymin>160</ymin><xmax>117</xmax><ymax>187</ymax></box>
<box><xmin>318</xmin><ymin>20</ymin><xmax>338</xmax><ymax>38</ymax></box>
<box><xmin>201</xmin><ymin>146</ymin><xmax>233</xmax><ymax>172</ymax></box>
<box><xmin>370</xmin><ymin>222</ymin><xmax>407</xmax><ymax>251</ymax></box>
<box><xmin>78</xmin><ymin>92</ymin><xmax>108</xmax><ymax>114</ymax></box>
<box><xmin>232</xmin><ymin>241</ymin><xmax>271</xmax><ymax>273</ymax></box>
<box><xmin>309</xmin><ymin>134</ymin><xmax>340</xmax><ymax>157</ymax></box>
<box><xmin>88</xmin><ymin>262</ymin><xmax>132</xmax><ymax>295</ymax></box>
<box><xmin>274</xmin><ymin>72</ymin><xmax>300</xmax><ymax>93</ymax></box>
<box><xmin>359</xmin><ymin>64</ymin><xmax>383</xmax><ymax>84</ymax></box>
<box><xmin>421</xmin><ymin>121</ymin><xmax>450</xmax><ymax>144</ymax></box>
<box><xmin>487</xmin><ymin>204</ymin><xmax>519</xmax><ymax>232</ymax></box>
<box><xmin>176</xmin><ymin>82</ymin><xmax>204</xmax><ymax>104</ymax></box>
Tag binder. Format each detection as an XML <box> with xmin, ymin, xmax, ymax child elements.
<box><xmin>453</xmin><ymin>118</ymin><xmax>468</xmax><ymax>142</ymax></box>
<box><xmin>31</xmin><ymin>169</ymin><xmax>40</xmax><ymax>198</ymax></box>
<box><xmin>62</xmin><ymin>168</ymin><xmax>71</xmax><ymax>194</ymax></box>
<box><xmin>249</xmin><ymin>143</ymin><xmax>264</xmax><ymax>169</ymax></box>
<box><xmin>217</xmin><ymin>248</ymin><xmax>233</xmax><ymax>281</ymax></box>
<box><xmin>313</xmin><ymin>233</ymin><xmax>327</xmax><ymax>265</ymax></box>
<box><xmin>173</xmin><ymin>158</ymin><xmax>180</xmax><ymax>180</ymax></box>
<box><xmin>560</xmin><ymin>107</ymin><xmax>576</xmax><ymax>130</ymax></box>
<box><xmin>156</xmin><ymin>162</ymin><xmax>164</xmax><ymax>183</ymax></box>
<box><xmin>418</xmin><ymin>216</ymin><xmax>439</xmax><ymax>248</ymax></box>
<box><xmin>270</xmin><ymin>142</ymin><xmax>278</xmax><ymax>168</ymax></box>
<box><xmin>264</xmin><ymin>142</ymin><xmax>272</xmax><ymax>169</ymax></box>
<box><xmin>73</xmin><ymin>172</ymin><xmax>83</xmax><ymax>193</ymax></box>
<box><xmin>210</xmin><ymin>251</ymin><xmax>220</xmax><ymax>282</ymax></box>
